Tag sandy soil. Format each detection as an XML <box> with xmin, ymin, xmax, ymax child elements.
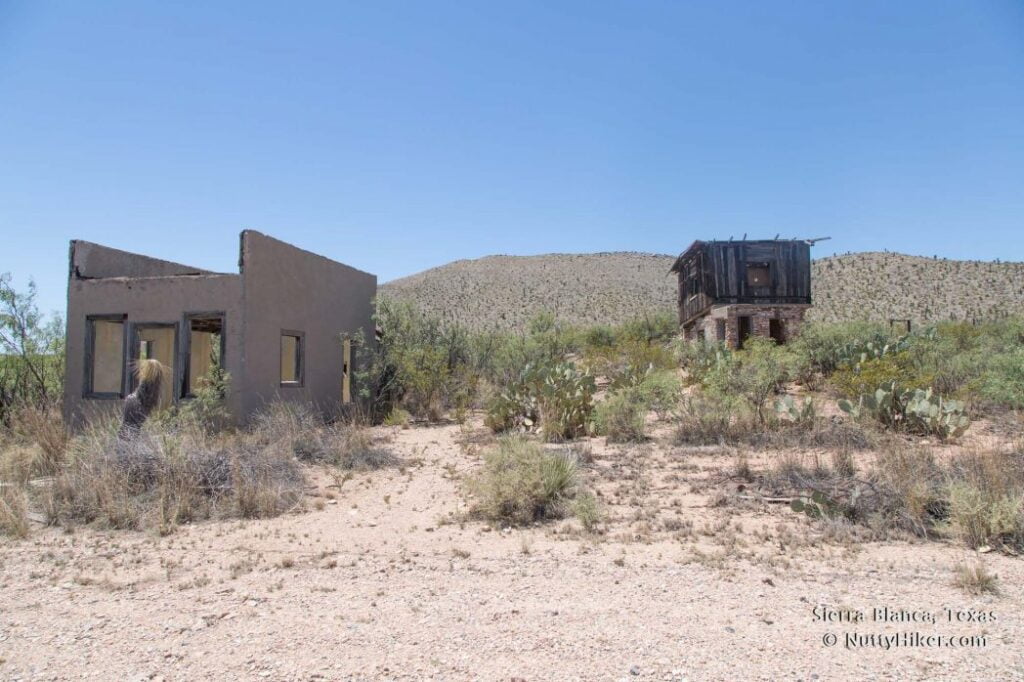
<box><xmin>1</xmin><ymin>420</ymin><xmax>1022</xmax><ymax>681</ymax></box>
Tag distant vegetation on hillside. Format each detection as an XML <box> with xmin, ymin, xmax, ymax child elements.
<box><xmin>380</xmin><ymin>251</ymin><xmax>1024</xmax><ymax>331</ymax></box>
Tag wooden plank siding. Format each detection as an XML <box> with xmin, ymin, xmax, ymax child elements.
<box><xmin>672</xmin><ymin>240</ymin><xmax>812</xmax><ymax>326</ymax></box>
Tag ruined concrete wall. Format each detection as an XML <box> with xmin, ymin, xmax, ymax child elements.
<box><xmin>70</xmin><ymin>241</ymin><xmax>213</xmax><ymax>279</ymax></box>
<box><xmin>238</xmin><ymin>231</ymin><xmax>376</xmax><ymax>419</ymax></box>
<box><xmin>64</xmin><ymin>272</ymin><xmax>243</xmax><ymax>427</ymax></box>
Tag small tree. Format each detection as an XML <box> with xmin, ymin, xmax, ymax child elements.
<box><xmin>704</xmin><ymin>336</ymin><xmax>791</xmax><ymax>425</ymax></box>
<box><xmin>0</xmin><ymin>274</ymin><xmax>65</xmax><ymax>421</ymax></box>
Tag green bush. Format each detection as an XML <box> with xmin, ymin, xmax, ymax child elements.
<box><xmin>175</xmin><ymin>365</ymin><xmax>232</xmax><ymax>432</ymax></box>
<box><xmin>830</xmin><ymin>352</ymin><xmax>933</xmax><ymax>399</ymax></box>
<box><xmin>536</xmin><ymin>362</ymin><xmax>596</xmax><ymax>441</ymax></box>
<box><xmin>468</xmin><ymin>437</ymin><xmax>580</xmax><ymax>524</ymax></box>
<box><xmin>634</xmin><ymin>369</ymin><xmax>682</xmax><ymax>419</ymax></box>
<box><xmin>704</xmin><ymin>337</ymin><xmax>792</xmax><ymax>424</ymax></box>
<box><xmin>978</xmin><ymin>349</ymin><xmax>1024</xmax><ymax>409</ymax></box>
<box><xmin>948</xmin><ymin>483</ymin><xmax>1024</xmax><ymax>550</ymax></box>
<box><xmin>382</xmin><ymin>407</ymin><xmax>411</xmax><ymax>427</ymax></box>
<box><xmin>484</xmin><ymin>361</ymin><xmax>595</xmax><ymax>441</ymax></box>
<box><xmin>571</xmin><ymin>491</ymin><xmax>602</xmax><ymax>532</ymax></box>
<box><xmin>787</xmin><ymin>321</ymin><xmax>891</xmax><ymax>378</ymax></box>
<box><xmin>838</xmin><ymin>382</ymin><xmax>971</xmax><ymax>440</ymax></box>
<box><xmin>594</xmin><ymin>391</ymin><xmax>646</xmax><ymax>442</ymax></box>
<box><xmin>674</xmin><ymin>394</ymin><xmax>756</xmax><ymax>445</ymax></box>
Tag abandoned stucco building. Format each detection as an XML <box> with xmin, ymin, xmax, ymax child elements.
<box><xmin>670</xmin><ymin>239</ymin><xmax>813</xmax><ymax>348</ymax></box>
<box><xmin>63</xmin><ymin>230</ymin><xmax>376</xmax><ymax>427</ymax></box>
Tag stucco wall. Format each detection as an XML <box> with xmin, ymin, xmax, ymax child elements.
<box><xmin>238</xmin><ymin>231</ymin><xmax>376</xmax><ymax>419</ymax></box>
<box><xmin>64</xmin><ymin>272</ymin><xmax>243</xmax><ymax>427</ymax></box>
<box><xmin>71</xmin><ymin>240</ymin><xmax>213</xmax><ymax>279</ymax></box>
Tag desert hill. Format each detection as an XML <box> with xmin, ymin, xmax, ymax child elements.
<box><xmin>380</xmin><ymin>251</ymin><xmax>1024</xmax><ymax>331</ymax></box>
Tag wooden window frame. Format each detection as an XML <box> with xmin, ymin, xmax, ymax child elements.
<box><xmin>180</xmin><ymin>312</ymin><xmax>226</xmax><ymax>399</ymax></box>
<box><xmin>83</xmin><ymin>314</ymin><xmax>127</xmax><ymax>399</ymax></box>
<box><xmin>280</xmin><ymin>330</ymin><xmax>305</xmax><ymax>388</ymax></box>
<box><xmin>745</xmin><ymin>262</ymin><xmax>772</xmax><ymax>289</ymax></box>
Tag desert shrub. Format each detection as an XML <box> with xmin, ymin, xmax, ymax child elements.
<box><xmin>756</xmin><ymin>419</ymin><xmax>877</xmax><ymax>451</ymax></box>
<box><xmin>231</xmin><ymin>443</ymin><xmax>304</xmax><ymax>519</ymax></box>
<box><xmin>602</xmin><ymin>338</ymin><xmax>676</xmax><ymax>390</ymax></box>
<box><xmin>0</xmin><ymin>443</ymin><xmax>32</xmax><ymax>537</ymax></box>
<box><xmin>787</xmin><ymin>321</ymin><xmax>891</xmax><ymax>378</ymax></box>
<box><xmin>0</xmin><ymin>482</ymin><xmax>29</xmax><ymax>538</ymax></box>
<box><xmin>948</xmin><ymin>484</ymin><xmax>1023</xmax><ymax>550</ymax></box>
<box><xmin>868</xmin><ymin>447</ymin><xmax>947</xmax><ymax>536</ymax></box>
<box><xmin>762</xmin><ymin>433</ymin><xmax>1024</xmax><ymax>551</ymax></box>
<box><xmin>48</xmin><ymin>417</ymin><xmax>304</xmax><ymax>530</ymax></box>
<box><xmin>354</xmin><ymin>298</ymin><xmax>476</xmax><ymax>422</ymax></box>
<box><xmin>485</xmin><ymin>361</ymin><xmax>595</xmax><ymax>441</ymax></box>
<box><xmin>594</xmin><ymin>391</ymin><xmax>646</xmax><ymax>442</ymax></box>
<box><xmin>830</xmin><ymin>352</ymin><xmax>933</xmax><ymax>399</ymax></box>
<box><xmin>632</xmin><ymin>369</ymin><xmax>681</xmax><ymax>419</ymax></box>
<box><xmin>808</xmin><ymin>318</ymin><xmax>1024</xmax><ymax>411</ymax></box>
<box><xmin>382</xmin><ymin>407</ymin><xmax>411</xmax><ymax>427</ymax></box>
<box><xmin>616</xmin><ymin>311</ymin><xmax>678</xmax><ymax>346</ymax></box>
<box><xmin>253</xmin><ymin>402</ymin><xmax>396</xmax><ymax>470</ymax></box>
<box><xmin>945</xmin><ymin>450</ymin><xmax>1024</xmax><ymax>550</ymax></box>
<box><xmin>6</xmin><ymin>402</ymin><xmax>67</xmax><ymax>475</ymax></box>
<box><xmin>704</xmin><ymin>337</ymin><xmax>792</xmax><ymax>424</ymax></box>
<box><xmin>676</xmin><ymin>339</ymin><xmax>730</xmax><ymax>385</ymax></box>
<box><xmin>252</xmin><ymin>401</ymin><xmax>324</xmax><ymax>455</ymax></box>
<box><xmin>537</xmin><ymin>363</ymin><xmax>596</xmax><ymax>441</ymax></box>
<box><xmin>953</xmin><ymin>561</ymin><xmax>999</xmax><ymax>595</ymax></box>
<box><xmin>175</xmin><ymin>365</ymin><xmax>232</xmax><ymax>432</ymax></box>
<box><xmin>0</xmin><ymin>274</ymin><xmax>65</xmax><ymax>422</ymax></box>
<box><xmin>674</xmin><ymin>394</ymin><xmax>757</xmax><ymax>445</ymax></box>
<box><xmin>581</xmin><ymin>312</ymin><xmax>676</xmax><ymax>387</ymax></box>
<box><xmin>838</xmin><ymin>383</ymin><xmax>971</xmax><ymax>440</ymax></box>
<box><xmin>571</xmin><ymin>490</ymin><xmax>602</xmax><ymax>532</ymax></box>
<box><xmin>977</xmin><ymin>348</ymin><xmax>1024</xmax><ymax>409</ymax></box>
<box><xmin>469</xmin><ymin>437</ymin><xmax>581</xmax><ymax>525</ymax></box>
<box><xmin>582</xmin><ymin>325</ymin><xmax>616</xmax><ymax>351</ymax></box>
<box><xmin>318</xmin><ymin>426</ymin><xmax>398</xmax><ymax>470</ymax></box>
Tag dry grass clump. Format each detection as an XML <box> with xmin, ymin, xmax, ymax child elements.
<box><xmin>867</xmin><ymin>447</ymin><xmax>947</xmax><ymax>536</ymax></box>
<box><xmin>6</xmin><ymin>403</ymin><xmax>68</xmax><ymax>475</ymax></box>
<box><xmin>953</xmin><ymin>561</ymin><xmax>999</xmax><ymax>595</ymax></box>
<box><xmin>593</xmin><ymin>392</ymin><xmax>647</xmax><ymax>443</ymax></box>
<box><xmin>0</xmin><ymin>479</ymin><xmax>29</xmax><ymax>538</ymax></box>
<box><xmin>47</xmin><ymin>417</ymin><xmax>304</xmax><ymax>531</ymax></box>
<box><xmin>675</xmin><ymin>393</ymin><xmax>878</xmax><ymax>451</ymax></box>
<box><xmin>254</xmin><ymin>402</ymin><xmax>397</xmax><ymax>469</ymax></box>
<box><xmin>946</xmin><ymin>449</ymin><xmax>1024</xmax><ymax>550</ymax></box>
<box><xmin>761</xmin><ymin>441</ymin><xmax>1024</xmax><ymax>551</ymax></box>
<box><xmin>253</xmin><ymin>402</ymin><xmax>397</xmax><ymax>470</ymax></box>
<box><xmin>468</xmin><ymin>436</ymin><xmax>593</xmax><ymax>526</ymax></box>
<box><xmin>751</xmin><ymin>419</ymin><xmax>879</xmax><ymax>452</ymax></box>
<box><xmin>673</xmin><ymin>396</ymin><xmax>758</xmax><ymax>446</ymax></box>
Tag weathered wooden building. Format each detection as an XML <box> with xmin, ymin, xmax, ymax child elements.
<box><xmin>669</xmin><ymin>239</ymin><xmax>813</xmax><ymax>348</ymax></box>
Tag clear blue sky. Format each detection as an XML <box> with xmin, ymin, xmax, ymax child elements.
<box><xmin>2</xmin><ymin>1</ymin><xmax>1023</xmax><ymax>317</ymax></box>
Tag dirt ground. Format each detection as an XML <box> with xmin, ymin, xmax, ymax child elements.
<box><xmin>1</xmin><ymin>419</ymin><xmax>1022</xmax><ymax>681</ymax></box>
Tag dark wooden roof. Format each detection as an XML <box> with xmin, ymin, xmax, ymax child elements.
<box><xmin>670</xmin><ymin>239</ymin><xmax>816</xmax><ymax>274</ymax></box>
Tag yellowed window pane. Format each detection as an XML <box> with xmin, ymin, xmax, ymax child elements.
<box><xmin>189</xmin><ymin>330</ymin><xmax>214</xmax><ymax>388</ymax></box>
<box><xmin>281</xmin><ymin>335</ymin><xmax>300</xmax><ymax>383</ymax></box>
<box><xmin>91</xmin><ymin>320</ymin><xmax>123</xmax><ymax>393</ymax></box>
